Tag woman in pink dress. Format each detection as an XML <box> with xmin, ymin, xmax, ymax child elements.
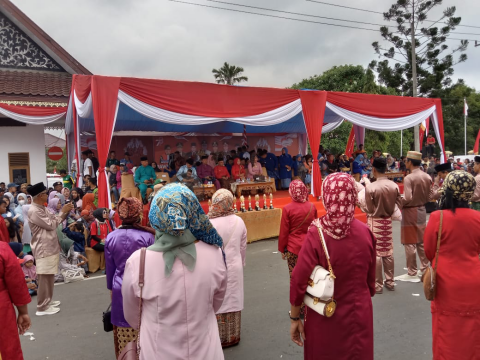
<box><xmin>122</xmin><ymin>183</ymin><xmax>227</xmax><ymax>360</ymax></box>
<box><xmin>289</xmin><ymin>173</ymin><xmax>376</xmax><ymax>360</ymax></box>
<box><xmin>247</xmin><ymin>155</ymin><xmax>263</xmax><ymax>180</ymax></box>
<box><xmin>209</xmin><ymin>189</ymin><xmax>247</xmax><ymax>347</ymax></box>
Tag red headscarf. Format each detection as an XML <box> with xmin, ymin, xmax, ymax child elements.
<box><xmin>289</xmin><ymin>180</ymin><xmax>309</xmax><ymax>203</ymax></box>
<box><xmin>316</xmin><ymin>172</ymin><xmax>357</xmax><ymax>239</ymax></box>
<box><xmin>231</xmin><ymin>158</ymin><xmax>245</xmax><ymax>180</ymax></box>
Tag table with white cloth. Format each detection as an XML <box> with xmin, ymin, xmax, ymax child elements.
<box><xmin>230</xmin><ymin>180</ymin><xmax>276</xmax><ymax>198</ymax></box>
<box><xmin>236</xmin><ymin>208</ymin><xmax>282</xmax><ymax>243</ymax></box>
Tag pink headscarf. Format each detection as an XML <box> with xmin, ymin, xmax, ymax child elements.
<box><xmin>47</xmin><ymin>198</ymin><xmax>60</xmax><ymax>214</ymax></box>
<box><xmin>48</xmin><ymin>191</ymin><xmax>58</xmax><ymax>202</ymax></box>
<box><xmin>316</xmin><ymin>172</ymin><xmax>357</xmax><ymax>239</ymax></box>
<box><xmin>289</xmin><ymin>180</ymin><xmax>309</xmax><ymax>203</ymax></box>
<box><xmin>22</xmin><ymin>255</ymin><xmax>37</xmax><ymax>280</ymax></box>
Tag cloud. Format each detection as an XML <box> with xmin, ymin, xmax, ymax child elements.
<box><xmin>11</xmin><ymin>0</ymin><xmax>480</xmax><ymax>90</ymax></box>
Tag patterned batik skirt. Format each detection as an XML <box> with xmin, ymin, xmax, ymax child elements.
<box><xmin>113</xmin><ymin>325</ymin><xmax>138</xmax><ymax>358</ymax></box>
<box><xmin>367</xmin><ymin>216</ymin><xmax>394</xmax><ymax>257</ymax></box>
<box><xmin>216</xmin><ymin>311</ymin><xmax>241</xmax><ymax>347</ymax></box>
<box><xmin>286</xmin><ymin>251</ymin><xmax>305</xmax><ymax>317</ymax></box>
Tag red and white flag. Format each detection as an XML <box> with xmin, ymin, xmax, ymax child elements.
<box><xmin>464</xmin><ymin>98</ymin><xmax>469</xmax><ymax>116</ymax></box>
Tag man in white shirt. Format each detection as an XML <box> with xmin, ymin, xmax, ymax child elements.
<box><xmin>81</xmin><ymin>150</ymin><xmax>94</xmax><ymax>180</ymax></box>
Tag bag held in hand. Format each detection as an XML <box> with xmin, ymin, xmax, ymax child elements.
<box><xmin>303</xmin><ymin>225</ymin><xmax>336</xmax><ymax>317</ymax></box>
<box><xmin>102</xmin><ymin>303</ymin><xmax>113</xmax><ymax>332</ymax></box>
<box><xmin>422</xmin><ymin>210</ymin><xmax>443</xmax><ymax>301</ymax></box>
<box><xmin>118</xmin><ymin>247</ymin><xmax>147</xmax><ymax>360</ymax></box>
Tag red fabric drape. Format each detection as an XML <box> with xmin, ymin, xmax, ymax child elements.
<box><xmin>119</xmin><ymin>77</ymin><xmax>299</xmax><ymax>117</ymax></box>
<box><xmin>91</xmin><ymin>76</ymin><xmax>121</xmax><ymax>208</ymax></box>
<box><xmin>327</xmin><ymin>92</ymin><xmax>435</xmax><ymax>118</ymax></box>
<box><xmin>299</xmin><ymin>90</ymin><xmax>327</xmax><ymax>198</ymax></box>
<box><xmin>74</xmin><ymin>75</ymin><xmax>92</xmax><ymax>102</ymax></box>
<box><xmin>0</xmin><ymin>103</ymin><xmax>66</xmax><ymax>115</ymax></box>
<box><xmin>345</xmin><ymin>126</ymin><xmax>355</xmax><ymax>158</ymax></box>
<box><xmin>474</xmin><ymin>129</ymin><xmax>480</xmax><ymax>155</ymax></box>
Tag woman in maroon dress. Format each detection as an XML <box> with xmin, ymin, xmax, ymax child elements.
<box><xmin>424</xmin><ymin>170</ymin><xmax>480</xmax><ymax>360</ymax></box>
<box><xmin>289</xmin><ymin>172</ymin><xmax>376</xmax><ymax>360</ymax></box>
<box><xmin>0</xmin><ymin>237</ymin><xmax>32</xmax><ymax>360</ymax></box>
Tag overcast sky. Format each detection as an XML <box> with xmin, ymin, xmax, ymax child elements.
<box><xmin>13</xmin><ymin>0</ymin><xmax>480</xmax><ymax>90</ymax></box>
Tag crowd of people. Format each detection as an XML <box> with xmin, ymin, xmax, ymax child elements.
<box><xmin>1</xmin><ymin>147</ymin><xmax>479</xmax><ymax>360</ymax></box>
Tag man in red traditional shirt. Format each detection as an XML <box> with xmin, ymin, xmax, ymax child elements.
<box><xmin>426</xmin><ymin>134</ymin><xmax>435</xmax><ymax>157</ymax></box>
<box><xmin>214</xmin><ymin>158</ymin><xmax>233</xmax><ymax>190</ymax></box>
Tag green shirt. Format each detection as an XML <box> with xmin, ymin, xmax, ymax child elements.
<box><xmin>106</xmin><ymin>158</ymin><xmax>120</xmax><ymax>168</ymax></box>
<box><xmin>134</xmin><ymin>165</ymin><xmax>156</xmax><ymax>184</ymax></box>
<box><xmin>62</xmin><ymin>175</ymin><xmax>75</xmax><ymax>189</ymax></box>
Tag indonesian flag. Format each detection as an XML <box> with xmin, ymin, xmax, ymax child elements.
<box><xmin>464</xmin><ymin>99</ymin><xmax>469</xmax><ymax>116</ymax></box>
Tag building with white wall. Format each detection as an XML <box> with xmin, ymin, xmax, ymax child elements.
<box><xmin>0</xmin><ymin>0</ymin><xmax>90</xmax><ymax>186</ymax></box>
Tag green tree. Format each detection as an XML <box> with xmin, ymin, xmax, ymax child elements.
<box><xmin>436</xmin><ymin>82</ymin><xmax>480</xmax><ymax>154</ymax></box>
<box><xmin>292</xmin><ymin>64</ymin><xmax>407</xmax><ymax>155</ymax></box>
<box><xmin>369</xmin><ymin>0</ymin><xmax>468</xmax><ymax>97</ymax></box>
<box><xmin>212</xmin><ymin>62</ymin><xmax>248</xmax><ymax>85</ymax></box>
<box><xmin>46</xmin><ymin>148</ymin><xmax>67</xmax><ymax>174</ymax></box>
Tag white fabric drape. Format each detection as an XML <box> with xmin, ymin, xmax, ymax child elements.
<box><xmin>322</xmin><ymin>120</ymin><xmax>343</xmax><ymax>134</ymax></box>
<box><xmin>326</xmin><ymin>102</ymin><xmax>436</xmax><ymax>131</ymax></box>
<box><xmin>430</xmin><ymin>110</ymin><xmax>445</xmax><ymax>162</ymax></box>
<box><xmin>0</xmin><ymin>106</ymin><xmax>65</xmax><ymax>125</ymax></box>
<box><xmin>353</xmin><ymin>124</ymin><xmax>365</xmax><ymax>147</ymax></box>
<box><xmin>118</xmin><ymin>90</ymin><xmax>302</xmax><ymax>126</ymax></box>
<box><xmin>74</xmin><ymin>91</ymin><xmax>93</xmax><ymax>118</ymax></box>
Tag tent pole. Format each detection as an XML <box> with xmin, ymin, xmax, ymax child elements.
<box><xmin>401</xmin><ymin>130</ymin><xmax>403</xmax><ymax>156</ymax></box>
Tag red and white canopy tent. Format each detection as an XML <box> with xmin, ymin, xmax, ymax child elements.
<box><xmin>2</xmin><ymin>74</ymin><xmax>446</xmax><ymax>208</ymax></box>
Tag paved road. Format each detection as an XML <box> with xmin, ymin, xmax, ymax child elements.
<box><xmin>20</xmin><ymin>221</ymin><xmax>432</xmax><ymax>360</ymax></box>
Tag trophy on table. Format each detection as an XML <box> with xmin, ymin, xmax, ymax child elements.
<box><xmin>248</xmin><ymin>195</ymin><xmax>253</xmax><ymax>211</ymax></box>
<box><xmin>255</xmin><ymin>194</ymin><xmax>261</xmax><ymax>211</ymax></box>
<box><xmin>233</xmin><ymin>196</ymin><xmax>238</xmax><ymax>213</ymax></box>
<box><xmin>263</xmin><ymin>194</ymin><xmax>268</xmax><ymax>210</ymax></box>
<box><xmin>240</xmin><ymin>195</ymin><xmax>246</xmax><ymax>212</ymax></box>
<box><xmin>269</xmin><ymin>193</ymin><xmax>274</xmax><ymax>209</ymax></box>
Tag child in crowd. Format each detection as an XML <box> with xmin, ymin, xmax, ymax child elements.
<box><xmin>63</xmin><ymin>222</ymin><xmax>89</xmax><ymax>273</ymax></box>
<box><xmin>22</xmin><ymin>255</ymin><xmax>38</xmax><ymax>296</ymax></box>
<box><xmin>5</xmin><ymin>217</ymin><xmax>21</xmax><ymax>242</ymax></box>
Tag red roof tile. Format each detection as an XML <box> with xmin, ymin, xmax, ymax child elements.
<box><xmin>0</xmin><ymin>70</ymin><xmax>72</xmax><ymax>97</ymax></box>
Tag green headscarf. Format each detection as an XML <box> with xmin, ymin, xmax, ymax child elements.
<box><xmin>56</xmin><ymin>225</ymin><xmax>74</xmax><ymax>255</ymax></box>
<box><xmin>93</xmin><ymin>188</ymin><xmax>99</xmax><ymax>207</ymax></box>
<box><xmin>148</xmin><ymin>183</ymin><xmax>223</xmax><ymax>276</ymax></box>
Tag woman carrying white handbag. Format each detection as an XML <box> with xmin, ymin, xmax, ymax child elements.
<box><xmin>289</xmin><ymin>173</ymin><xmax>377</xmax><ymax>360</ymax></box>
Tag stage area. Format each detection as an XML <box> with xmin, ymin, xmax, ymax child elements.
<box><xmin>198</xmin><ymin>190</ymin><xmax>368</xmax><ymax>243</ymax></box>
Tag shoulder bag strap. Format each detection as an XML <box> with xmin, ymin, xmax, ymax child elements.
<box><xmin>433</xmin><ymin>211</ymin><xmax>443</xmax><ymax>273</ymax></box>
<box><xmin>291</xmin><ymin>203</ymin><xmax>314</xmax><ymax>234</ymax></box>
<box><xmin>315</xmin><ymin>225</ymin><xmax>336</xmax><ymax>279</ymax></box>
<box><xmin>136</xmin><ymin>247</ymin><xmax>147</xmax><ymax>355</ymax></box>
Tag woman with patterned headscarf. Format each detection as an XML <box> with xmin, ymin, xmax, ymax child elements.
<box><xmin>208</xmin><ymin>189</ymin><xmax>247</xmax><ymax>347</ymax></box>
<box><xmin>122</xmin><ymin>183</ymin><xmax>227</xmax><ymax>360</ymax></box>
<box><xmin>424</xmin><ymin>170</ymin><xmax>480</xmax><ymax>360</ymax></box>
<box><xmin>289</xmin><ymin>173</ymin><xmax>376</xmax><ymax>360</ymax></box>
<box><xmin>278</xmin><ymin>180</ymin><xmax>317</xmax><ymax>317</ymax></box>
<box><xmin>105</xmin><ymin>197</ymin><xmax>155</xmax><ymax>357</ymax></box>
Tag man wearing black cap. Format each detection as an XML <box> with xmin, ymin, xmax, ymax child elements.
<box><xmin>363</xmin><ymin>157</ymin><xmax>402</xmax><ymax>293</ymax></box>
<box><xmin>134</xmin><ymin>157</ymin><xmax>156</xmax><ymax>201</ymax></box>
<box><xmin>431</xmin><ymin>162</ymin><xmax>453</xmax><ymax>200</ymax></box>
<box><xmin>52</xmin><ymin>181</ymin><xmax>63</xmax><ymax>193</ymax></box>
<box><xmin>27</xmin><ymin>182</ymin><xmax>74</xmax><ymax>316</ymax></box>
<box><xmin>471</xmin><ymin>156</ymin><xmax>480</xmax><ymax>211</ymax></box>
